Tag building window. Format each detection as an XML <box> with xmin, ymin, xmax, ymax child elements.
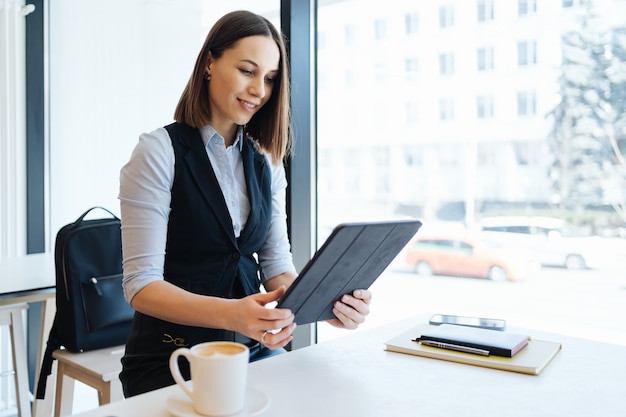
<box><xmin>517</xmin><ymin>40</ymin><xmax>537</xmax><ymax>66</ymax></box>
<box><xmin>517</xmin><ymin>90</ymin><xmax>537</xmax><ymax>116</ymax></box>
<box><xmin>374</xmin><ymin>61</ymin><xmax>386</xmax><ymax>84</ymax></box>
<box><xmin>405</xmin><ymin>12</ymin><xmax>419</xmax><ymax>35</ymax></box>
<box><xmin>477</xmin><ymin>94</ymin><xmax>494</xmax><ymax>119</ymax></box>
<box><xmin>477</xmin><ymin>0</ymin><xmax>495</xmax><ymax>22</ymax></box>
<box><xmin>374</xmin><ymin>18</ymin><xmax>387</xmax><ymax>41</ymax></box>
<box><xmin>406</xmin><ymin>101</ymin><xmax>419</xmax><ymax>124</ymax></box>
<box><xmin>477</xmin><ymin>46</ymin><xmax>495</xmax><ymax>71</ymax></box>
<box><xmin>519</xmin><ymin>0</ymin><xmax>537</xmax><ymax>16</ymax></box>
<box><xmin>439</xmin><ymin>5</ymin><xmax>454</xmax><ymax>29</ymax></box>
<box><xmin>344</xmin><ymin>24</ymin><xmax>355</xmax><ymax>47</ymax></box>
<box><xmin>563</xmin><ymin>0</ymin><xmax>588</xmax><ymax>7</ymax></box>
<box><xmin>405</xmin><ymin>57</ymin><xmax>419</xmax><ymax>81</ymax></box>
<box><xmin>439</xmin><ymin>98</ymin><xmax>455</xmax><ymax>121</ymax></box>
<box><xmin>439</xmin><ymin>53</ymin><xmax>455</xmax><ymax>75</ymax></box>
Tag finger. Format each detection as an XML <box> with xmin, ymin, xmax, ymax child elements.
<box><xmin>333</xmin><ymin>301</ymin><xmax>364</xmax><ymax>329</ymax></box>
<box><xmin>353</xmin><ymin>289</ymin><xmax>372</xmax><ymax>304</ymax></box>
<box><xmin>256</xmin><ymin>285</ymin><xmax>287</xmax><ymax>306</ymax></box>
<box><xmin>260</xmin><ymin>323</ymin><xmax>296</xmax><ymax>348</ymax></box>
<box><xmin>339</xmin><ymin>294</ymin><xmax>370</xmax><ymax>316</ymax></box>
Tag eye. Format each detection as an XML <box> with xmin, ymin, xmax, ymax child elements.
<box><xmin>239</xmin><ymin>68</ymin><xmax>253</xmax><ymax>76</ymax></box>
<box><xmin>264</xmin><ymin>76</ymin><xmax>276</xmax><ymax>85</ymax></box>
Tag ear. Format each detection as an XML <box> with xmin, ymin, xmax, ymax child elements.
<box><xmin>205</xmin><ymin>52</ymin><xmax>213</xmax><ymax>75</ymax></box>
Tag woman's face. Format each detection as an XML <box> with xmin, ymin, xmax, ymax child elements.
<box><xmin>206</xmin><ymin>35</ymin><xmax>280</xmax><ymax>140</ymax></box>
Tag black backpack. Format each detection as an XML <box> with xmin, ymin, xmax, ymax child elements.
<box><xmin>36</xmin><ymin>207</ymin><xmax>134</xmax><ymax>399</ymax></box>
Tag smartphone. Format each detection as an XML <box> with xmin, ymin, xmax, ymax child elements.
<box><xmin>429</xmin><ymin>314</ymin><xmax>506</xmax><ymax>331</ymax></box>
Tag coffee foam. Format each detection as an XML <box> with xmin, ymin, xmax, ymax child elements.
<box><xmin>197</xmin><ymin>343</ymin><xmax>246</xmax><ymax>357</ymax></box>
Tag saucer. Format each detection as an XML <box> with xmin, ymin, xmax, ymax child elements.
<box><xmin>167</xmin><ymin>386</ymin><xmax>270</xmax><ymax>417</ymax></box>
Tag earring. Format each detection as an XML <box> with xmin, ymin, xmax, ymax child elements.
<box><xmin>204</xmin><ymin>73</ymin><xmax>211</xmax><ymax>81</ymax></box>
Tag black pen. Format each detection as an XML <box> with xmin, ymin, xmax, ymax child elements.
<box><xmin>412</xmin><ymin>338</ymin><xmax>490</xmax><ymax>356</ymax></box>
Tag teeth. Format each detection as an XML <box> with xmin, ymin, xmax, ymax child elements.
<box><xmin>241</xmin><ymin>100</ymin><xmax>256</xmax><ymax>109</ymax></box>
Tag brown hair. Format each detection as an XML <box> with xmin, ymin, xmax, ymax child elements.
<box><xmin>174</xmin><ymin>10</ymin><xmax>291</xmax><ymax>164</ymax></box>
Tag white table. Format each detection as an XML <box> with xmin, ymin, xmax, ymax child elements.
<box><xmin>0</xmin><ymin>253</ymin><xmax>57</xmax><ymax>417</ymax></box>
<box><xmin>69</xmin><ymin>314</ymin><xmax>626</xmax><ymax>417</ymax></box>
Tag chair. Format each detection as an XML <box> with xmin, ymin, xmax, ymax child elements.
<box><xmin>0</xmin><ymin>303</ymin><xmax>31</xmax><ymax>417</ymax></box>
<box><xmin>51</xmin><ymin>345</ymin><xmax>124</xmax><ymax>417</ymax></box>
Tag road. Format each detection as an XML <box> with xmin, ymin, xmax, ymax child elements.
<box><xmin>318</xmin><ymin>265</ymin><xmax>626</xmax><ymax>346</ymax></box>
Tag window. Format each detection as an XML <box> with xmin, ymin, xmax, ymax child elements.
<box><xmin>439</xmin><ymin>5</ymin><xmax>454</xmax><ymax>29</ymax></box>
<box><xmin>405</xmin><ymin>12</ymin><xmax>419</xmax><ymax>35</ymax></box>
<box><xmin>519</xmin><ymin>0</ymin><xmax>537</xmax><ymax>16</ymax></box>
<box><xmin>317</xmin><ymin>0</ymin><xmax>625</xmax><ymax>348</ymax></box>
<box><xmin>477</xmin><ymin>46</ymin><xmax>495</xmax><ymax>71</ymax></box>
<box><xmin>477</xmin><ymin>0</ymin><xmax>495</xmax><ymax>22</ymax></box>
<box><xmin>405</xmin><ymin>57</ymin><xmax>419</xmax><ymax>81</ymax></box>
<box><xmin>439</xmin><ymin>52</ymin><xmax>455</xmax><ymax>75</ymax></box>
<box><xmin>374</xmin><ymin>18</ymin><xmax>387</xmax><ymax>41</ymax></box>
<box><xmin>439</xmin><ymin>98</ymin><xmax>455</xmax><ymax>121</ymax></box>
<box><xmin>517</xmin><ymin>90</ymin><xmax>537</xmax><ymax>116</ymax></box>
<box><xmin>517</xmin><ymin>40</ymin><xmax>537</xmax><ymax>66</ymax></box>
<box><xmin>406</xmin><ymin>101</ymin><xmax>419</xmax><ymax>124</ymax></box>
<box><xmin>344</xmin><ymin>24</ymin><xmax>355</xmax><ymax>47</ymax></box>
<box><xmin>477</xmin><ymin>94</ymin><xmax>494</xmax><ymax>119</ymax></box>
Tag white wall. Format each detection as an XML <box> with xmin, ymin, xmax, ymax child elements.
<box><xmin>48</xmin><ymin>0</ymin><xmax>205</xmax><ymax>243</ymax></box>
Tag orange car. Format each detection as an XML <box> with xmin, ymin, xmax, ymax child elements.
<box><xmin>404</xmin><ymin>232</ymin><xmax>537</xmax><ymax>281</ymax></box>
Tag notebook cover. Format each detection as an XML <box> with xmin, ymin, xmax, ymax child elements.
<box><xmin>385</xmin><ymin>324</ymin><xmax>562</xmax><ymax>375</ymax></box>
<box><xmin>418</xmin><ymin>324</ymin><xmax>530</xmax><ymax>357</ymax></box>
<box><xmin>277</xmin><ymin>219</ymin><xmax>422</xmax><ymax>325</ymax></box>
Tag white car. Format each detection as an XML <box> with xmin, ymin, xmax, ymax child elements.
<box><xmin>478</xmin><ymin>216</ymin><xmax>619</xmax><ymax>270</ymax></box>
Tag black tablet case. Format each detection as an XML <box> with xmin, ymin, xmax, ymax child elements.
<box><xmin>277</xmin><ymin>219</ymin><xmax>422</xmax><ymax>325</ymax></box>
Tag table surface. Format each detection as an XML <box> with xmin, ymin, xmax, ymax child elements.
<box><xmin>70</xmin><ymin>313</ymin><xmax>626</xmax><ymax>417</ymax></box>
<box><xmin>0</xmin><ymin>253</ymin><xmax>55</xmax><ymax>303</ymax></box>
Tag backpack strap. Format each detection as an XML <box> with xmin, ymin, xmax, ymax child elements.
<box><xmin>35</xmin><ymin>314</ymin><xmax>61</xmax><ymax>400</ymax></box>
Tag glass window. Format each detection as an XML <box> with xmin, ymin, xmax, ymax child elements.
<box><xmin>517</xmin><ymin>40</ymin><xmax>537</xmax><ymax>66</ymax></box>
<box><xmin>519</xmin><ymin>0</ymin><xmax>537</xmax><ymax>16</ymax></box>
<box><xmin>477</xmin><ymin>0</ymin><xmax>495</xmax><ymax>22</ymax></box>
<box><xmin>477</xmin><ymin>94</ymin><xmax>494</xmax><ymax>119</ymax></box>
<box><xmin>405</xmin><ymin>12</ymin><xmax>419</xmax><ymax>35</ymax></box>
<box><xmin>316</xmin><ymin>0</ymin><xmax>626</xmax><ymax>347</ymax></box>
<box><xmin>439</xmin><ymin>52</ymin><xmax>455</xmax><ymax>75</ymax></box>
<box><xmin>477</xmin><ymin>46</ymin><xmax>495</xmax><ymax>71</ymax></box>
<box><xmin>439</xmin><ymin>5</ymin><xmax>455</xmax><ymax>29</ymax></box>
<box><xmin>374</xmin><ymin>18</ymin><xmax>387</xmax><ymax>40</ymax></box>
<box><xmin>517</xmin><ymin>90</ymin><xmax>537</xmax><ymax>116</ymax></box>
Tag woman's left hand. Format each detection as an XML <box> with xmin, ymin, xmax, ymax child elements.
<box><xmin>326</xmin><ymin>289</ymin><xmax>372</xmax><ymax>330</ymax></box>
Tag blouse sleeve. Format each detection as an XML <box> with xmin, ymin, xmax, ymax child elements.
<box><xmin>257</xmin><ymin>159</ymin><xmax>298</xmax><ymax>281</ymax></box>
<box><xmin>118</xmin><ymin>127</ymin><xmax>174</xmax><ymax>302</ymax></box>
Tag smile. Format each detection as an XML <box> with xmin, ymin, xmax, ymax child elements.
<box><xmin>239</xmin><ymin>99</ymin><xmax>258</xmax><ymax>109</ymax></box>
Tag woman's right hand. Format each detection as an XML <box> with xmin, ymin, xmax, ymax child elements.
<box><xmin>232</xmin><ymin>286</ymin><xmax>296</xmax><ymax>349</ymax></box>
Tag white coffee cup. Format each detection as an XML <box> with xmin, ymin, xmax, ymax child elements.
<box><xmin>169</xmin><ymin>341</ymin><xmax>249</xmax><ymax>416</ymax></box>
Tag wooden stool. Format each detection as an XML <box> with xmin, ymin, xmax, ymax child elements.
<box><xmin>52</xmin><ymin>345</ymin><xmax>124</xmax><ymax>417</ymax></box>
<box><xmin>0</xmin><ymin>303</ymin><xmax>31</xmax><ymax>417</ymax></box>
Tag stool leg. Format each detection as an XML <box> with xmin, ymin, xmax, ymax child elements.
<box><xmin>9</xmin><ymin>308</ymin><xmax>32</xmax><ymax>417</ymax></box>
<box><xmin>54</xmin><ymin>362</ymin><xmax>75</xmax><ymax>417</ymax></box>
<box><xmin>33</xmin><ymin>297</ymin><xmax>56</xmax><ymax>417</ymax></box>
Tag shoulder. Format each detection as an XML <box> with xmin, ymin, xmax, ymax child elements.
<box><xmin>122</xmin><ymin>127</ymin><xmax>175</xmax><ymax>179</ymax></box>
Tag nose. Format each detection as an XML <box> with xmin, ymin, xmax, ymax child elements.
<box><xmin>249</xmin><ymin>76</ymin><xmax>266</xmax><ymax>99</ymax></box>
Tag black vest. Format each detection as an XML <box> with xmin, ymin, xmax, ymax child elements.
<box><xmin>120</xmin><ymin>123</ymin><xmax>272</xmax><ymax>396</ymax></box>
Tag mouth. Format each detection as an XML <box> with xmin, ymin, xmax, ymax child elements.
<box><xmin>239</xmin><ymin>99</ymin><xmax>259</xmax><ymax>110</ymax></box>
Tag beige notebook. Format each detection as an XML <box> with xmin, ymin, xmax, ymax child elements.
<box><xmin>385</xmin><ymin>324</ymin><xmax>562</xmax><ymax>375</ymax></box>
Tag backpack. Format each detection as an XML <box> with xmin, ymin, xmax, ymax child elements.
<box><xmin>35</xmin><ymin>206</ymin><xmax>134</xmax><ymax>399</ymax></box>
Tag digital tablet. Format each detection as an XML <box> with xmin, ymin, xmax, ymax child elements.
<box><xmin>276</xmin><ymin>219</ymin><xmax>422</xmax><ymax>325</ymax></box>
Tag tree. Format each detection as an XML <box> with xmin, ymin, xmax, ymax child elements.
<box><xmin>547</xmin><ymin>8</ymin><xmax>626</xmax><ymax>222</ymax></box>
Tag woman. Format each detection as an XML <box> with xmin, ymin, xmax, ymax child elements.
<box><xmin>118</xmin><ymin>10</ymin><xmax>372</xmax><ymax>397</ymax></box>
